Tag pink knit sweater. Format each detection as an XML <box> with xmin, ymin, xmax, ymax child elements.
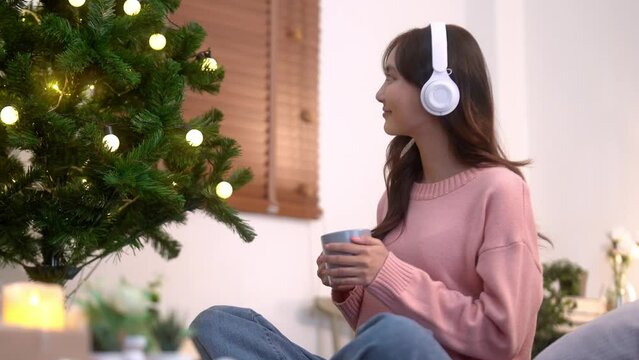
<box><xmin>333</xmin><ymin>166</ymin><xmax>543</xmax><ymax>360</ymax></box>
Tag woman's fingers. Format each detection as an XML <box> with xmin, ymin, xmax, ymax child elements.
<box><xmin>323</xmin><ymin>236</ymin><xmax>383</xmax><ymax>254</ymax></box>
<box><xmin>317</xmin><ymin>255</ymin><xmax>333</xmax><ymax>287</ymax></box>
<box><xmin>326</xmin><ymin>265</ymin><xmax>366</xmax><ymax>286</ymax></box>
<box><xmin>326</xmin><ymin>265</ymin><xmax>361</xmax><ymax>278</ymax></box>
<box><xmin>323</xmin><ymin>243</ymin><xmax>361</xmax><ymax>254</ymax></box>
<box><xmin>317</xmin><ymin>235</ymin><xmax>387</xmax><ymax>288</ymax></box>
<box><xmin>317</xmin><ymin>264</ymin><xmax>329</xmax><ymax>285</ymax></box>
<box><xmin>350</xmin><ymin>235</ymin><xmax>381</xmax><ymax>245</ymax></box>
<box><xmin>323</xmin><ymin>254</ymin><xmax>362</xmax><ymax>267</ymax></box>
<box><xmin>327</xmin><ymin>276</ymin><xmax>360</xmax><ymax>286</ymax></box>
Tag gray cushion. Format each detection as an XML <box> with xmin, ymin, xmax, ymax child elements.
<box><xmin>534</xmin><ymin>300</ymin><xmax>639</xmax><ymax>360</ymax></box>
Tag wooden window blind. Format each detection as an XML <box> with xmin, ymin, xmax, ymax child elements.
<box><xmin>172</xmin><ymin>0</ymin><xmax>321</xmax><ymax>219</ymax></box>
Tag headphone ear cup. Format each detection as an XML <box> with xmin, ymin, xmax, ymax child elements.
<box><xmin>420</xmin><ymin>72</ymin><xmax>460</xmax><ymax>116</ymax></box>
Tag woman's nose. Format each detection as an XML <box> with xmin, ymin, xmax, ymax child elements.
<box><xmin>375</xmin><ymin>86</ymin><xmax>384</xmax><ymax>103</ymax></box>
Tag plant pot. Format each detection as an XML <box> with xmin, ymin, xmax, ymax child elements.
<box><xmin>147</xmin><ymin>353</ymin><xmax>191</xmax><ymax>360</ymax></box>
<box><xmin>23</xmin><ymin>264</ymin><xmax>80</xmax><ymax>285</ymax></box>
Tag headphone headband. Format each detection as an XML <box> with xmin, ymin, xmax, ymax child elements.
<box><xmin>430</xmin><ymin>22</ymin><xmax>448</xmax><ymax>73</ymax></box>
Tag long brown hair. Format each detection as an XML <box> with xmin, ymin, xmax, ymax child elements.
<box><xmin>372</xmin><ymin>25</ymin><xmax>546</xmax><ymax>243</ymax></box>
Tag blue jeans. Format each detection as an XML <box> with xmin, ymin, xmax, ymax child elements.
<box><xmin>190</xmin><ymin>305</ymin><xmax>451</xmax><ymax>360</ymax></box>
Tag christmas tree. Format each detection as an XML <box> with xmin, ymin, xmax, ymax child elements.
<box><xmin>0</xmin><ymin>0</ymin><xmax>255</xmax><ymax>285</ymax></box>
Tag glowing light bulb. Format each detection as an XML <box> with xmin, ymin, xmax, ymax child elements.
<box><xmin>123</xmin><ymin>0</ymin><xmax>141</xmax><ymax>15</ymax></box>
<box><xmin>1</xmin><ymin>106</ymin><xmax>19</xmax><ymax>125</ymax></box>
<box><xmin>201</xmin><ymin>57</ymin><xmax>218</xmax><ymax>72</ymax></box>
<box><xmin>103</xmin><ymin>134</ymin><xmax>120</xmax><ymax>152</ymax></box>
<box><xmin>50</xmin><ymin>82</ymin><xmax>61</xmax><ymax>93</ymax></box>
<box><xmin>216</xmin><ymin>181</ymin><xmax>233</xmax><ymax>199</ymax></box>
<box><xmin>68</xmin><ymin>0</ymin><xmax>85</xmax><ymax>7</ymax></box>
<box><xmin>185</xmin><ymin>129</ymin><xmax>203</xmax><ymax>147</ymax></box>
<box><xmin>149</xmin><ymin>34</ymin><xmax>166</xmax><ymax>50</ymax></box>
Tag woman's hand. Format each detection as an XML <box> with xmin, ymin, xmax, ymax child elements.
<box><xmin>322</xmin><ymin>235</ymin><xmax>389</xmax><ymax>288</ymax></box>
<box><xmin>316</xmin><ymin>253</ymin><xmax>355</xmax><ymax>292</ymax></box>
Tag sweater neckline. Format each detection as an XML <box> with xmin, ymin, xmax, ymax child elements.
<box><xmin>411</xmin><ymin>167</ymin><xmax>481</xmax><ymax>200</ymax></box>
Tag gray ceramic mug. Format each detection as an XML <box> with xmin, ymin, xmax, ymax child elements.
<box><xmin>321</xmin><ymin>229</ymin><xmax>371</xmax><ymax>269</ymax></box>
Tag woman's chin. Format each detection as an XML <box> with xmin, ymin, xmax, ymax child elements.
<box><xmin>383</xmin><ymin>122</ymin><xmax>398</xmax><ymax>136</ymax></box>
<box><xmin>384</xmin><ymin>120</ymin><xmax>395</xmax><ymax>135</ymax></box>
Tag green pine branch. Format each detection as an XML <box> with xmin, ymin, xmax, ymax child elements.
<box><xmin>202</xmin><ymin>194</ymin><xmax>256</xmax><ymax>243</ymax></box>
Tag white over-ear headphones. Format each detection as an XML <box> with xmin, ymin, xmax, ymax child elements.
<box><xmin>420</xmin><ymin>23</ymin><xmax>460</xmax><ymax>116</ymax></box>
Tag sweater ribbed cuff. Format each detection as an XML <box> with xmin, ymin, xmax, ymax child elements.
<box><xmin>366</xmin><ymin>252</ymin><xmax>416</xmax><ymax>305</ymax></box>
<box><xmin>333</xmin><ymin>286</ymin><xmax>363</xmax><ymax>320</ymax></box>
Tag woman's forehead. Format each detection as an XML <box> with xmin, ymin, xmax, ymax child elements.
<box><xmin>384</xmin><ymin>48</ymin><xmax>397</xmax><ymax>69</ymax></box>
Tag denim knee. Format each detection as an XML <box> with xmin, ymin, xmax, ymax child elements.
<box><xmin>190</xmin><ymin>306</ymin><xmax>320</xmax><ymax>360</ymax></box>
<box><xmin>362</xmin><ymin>313</ymin><xmax>432</xmax><ymax>335</ymax></box>
<box><xmin>359</xmin><ymin>313</ymin><xmax>442</xmax><ymax>354</ymax></box>
<box><xmin>190</xmin><ymin>306</ymin><xmax>257</xmax><ymax>360</ymax></box>
<box><xmin>190</xmin><ymin>305</ymin><xmax>254</xmax><ymax>333</ymax></box>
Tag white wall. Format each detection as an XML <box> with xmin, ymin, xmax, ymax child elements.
<box><xmin>2</xmin><ymin>0</ymin><xmax>638</xmax><ymax>357</ymax></box>
<box><xmin>524</xmin><ymin>0</ymin><xmax>639</xmax><ymax>296</ymax></box>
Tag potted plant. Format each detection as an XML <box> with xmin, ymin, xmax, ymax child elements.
<box><xmin>147</xmin><ymin>311</ymin><xmax>193</xmax><ymax>360</ymax></box>
<box><xmin>79</xmin><ymin>280</ymin><xmax>157</xmax><ymax>359</ymax></box>
<box><xmin>532</xmin><ymin>259</ymin><xmax>585</xmax><ymax>356</ymax></box>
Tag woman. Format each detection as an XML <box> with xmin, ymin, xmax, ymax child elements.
<box><xmin>191</xmin><ymin>23</ymin><xmax>543</xmax><ymax>360</ymax></box>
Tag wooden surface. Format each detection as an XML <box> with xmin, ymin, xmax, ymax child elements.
<box><xmin>556</xmin><ymin>296</ymin><xmax>607</xmax><ymax>333</ymax></box>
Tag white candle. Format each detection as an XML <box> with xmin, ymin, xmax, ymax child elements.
<box><xmin>2</xmin><ymin>282</ymin><xmax>65</xmax><ymax>331</ymax></box>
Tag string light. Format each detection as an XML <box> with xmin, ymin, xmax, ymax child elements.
<box><xmin>102</xmin><ymin>125</ymin><xmax>120</xmax><ymax>152</ymax></box>
<box><xmin>1</xmin><ymin>106</ymin><xmax>19</xmax><ymax>125</ymax></box>
<box><xmin>49</xmin><ymin>82</ymin><xmax>62</xmax><ymax>93</ymax></box>
<box><xmin>82</xmin><ymin>84</ymin><xmax>95</xmax><ymax>99</ymax></box>
<box><xmin>201</xmin><ymin>57</ymin><xmax>218</xmax><ymax>72</ymax></box>
<box><xmin>78</xmin><ymin>84</ymin><xmax>95</xmax><ymax>107</ymax></box>
<box><xmin>123</xmin><ymin>0</ymin><xmax>141</xmax><ymax>16</ymax></box>
<box><xmin>185</xmin><ymin>129</ymin><xmax>203</xmax><ymax>147</ymax></box>
<box><xmin>215</xmin><ymin>181</ymin><xmax>233</xmax><ymax>199</ymax></box>
<box><xmin>68</xmin><ymin>0</ymin><xmax>85</xmax><ymax>7</ymax></box>
<box><xmin>149</xmin><ymin>34</ymin><xmax>166</xmax><ymax>51</ymax></box>
<box><xmin>197</xmin><ymin>50</ymin><xmax>218</xmax><ymax>72</ymax></box>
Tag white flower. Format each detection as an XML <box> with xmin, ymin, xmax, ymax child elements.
<box><xmin>609</xmin><ymin>227</ymin><xmax>637</xmax><ymax>257</ymax></box>
<box><xmin>110</xmin><ymin>283</ymin><xmax>151</xmax><ymax>315</ymax></box>
<box><xmin>609</xmin><ymin>227</ymin><xmax>632</xmax><ymax>242</ymax></box>
<box><xmin>618</xmin><ymin>238</ymin><xmax>637</xmax><ymax>256</ymax></box>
